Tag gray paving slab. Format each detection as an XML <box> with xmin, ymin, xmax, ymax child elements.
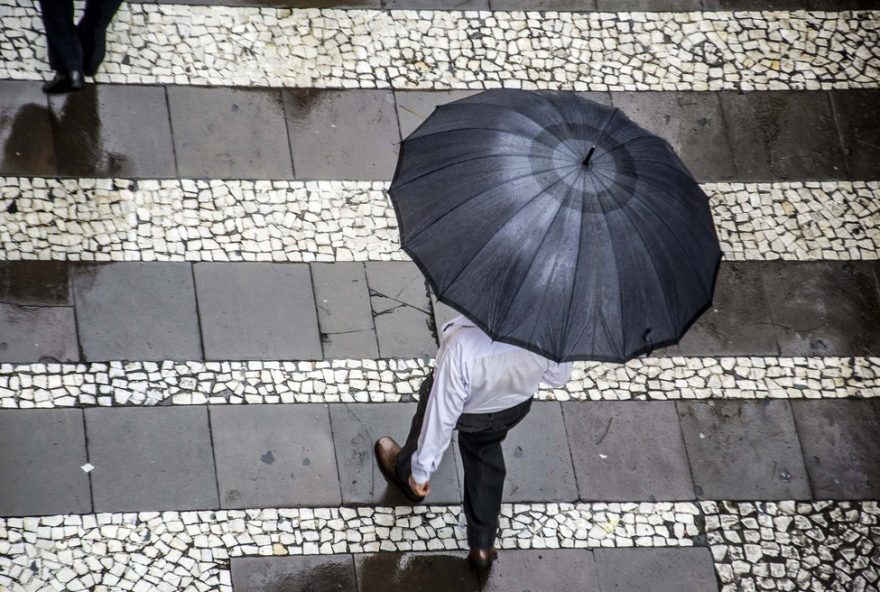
<box><xmin>719</xmin><ymin>91</ymin><xmax>846</xmax><ymax>181</ymax></box>
<box><xmin>0</xmin><ymin>304</ymin><xmax>79</xmax><ymax>363</ymax></box>
<box><xmin>194</xmin><ymin>263</ymin><xmax>322</xmax><ymax>361</ymax></box>
<box><xmin>594</xmin><ymin>547</ymin><xmax>719</xmax><ymax>592</ymax></box>
<box><xmin>329</xmin><ymin>403</ymin><xmax>461</xmax><ymax>505</ymax></box>
<box><xmin>284</xmin><ymin>89</ymin><xmax>400</xmax><ymax>180</ymax></box>
<box><xmin>0</xmin><ymin>409</ymin><xmax>91</xmax><ymax>516</ymax></box>
<box><xmin>791</xmin><ymin>399</ymin><xmax>880</xmax><ymax>500</ymax></box>
<box><xmin>394</xmin><ymin>91</ymin><xmax>480</xmax><ymax>138</ymax></box>
<box><xmin>677</xmin><ymin>400</ymin><xmax>811</xmax><ymax>500</ymax></box>
<box><xmin>491</xmin><ymin>0</ymin><xmax>597</xmax><ymax>8</ymax></box>
<box><xmin>562</xmin><ymin>401</ymin><xmax>694</xmax><ymax>501</ymax></box>
<box><xmin>597</xmin><ymin>0</ymin><xmax>702</xmax><ymax>7</ymax></box>
<box><xmin>85</xmin><ymin>406</ymin><xmax>218</xmax><ymax>512</ymax></box>
<box><xmin>501</xmin><ymin>402</ymin><xmax>578</xmax><ymax>502</ymax></box>
<box><xmin>311</xmin><ymin>262</ymin><xmax>378</xmax><ymax>359</ymax></box>
<box><xmin>384</xmin><ymin>0</ymin><xmax>487</xmax><ymax>7</ymax></box>
<box><xmin>0</xmin><ymin>262</ymin><xmax>70</xmax><ymax>305</ymax></box>
<box><xmin>365</xmin><ymin>262</ymin><xmax>437</xmax><ymax>359</ymax></box>
<box><xmin>356</xmin><ymin>552</ymin><xmax>479</xmax><ymax>592</ymax></box>
<box><xmin>830</xmin><ymin>90</ymin><xmax>880</xmax><ymax>180</ymax></box>
<box><xmin>231</xmin><ymin>555</ymin><xmax>357</xmax><ymax>592</ymax></box>
<box><xmin>611</xmin><ymin>91</ymin><xmax>736</xmax><ymax>181</ymax></box>
<box><xmin>72</xmin><ymin>263</ymin><xmax>201</xmax><ymax>361</ymax></box>
<box><xmin>211</xmin><ymin>405</ymin><xmax>341</xmax><ymax>508</ymax></box>
<box><xmin>0</xmin><ymin>80</ymin><xmax>56</xmax><ymax>176</ymax></box>
<box><xmin>677</xmin><ymin>262</ymin><xmax>779</xmax><ymax>356</ymax></box>
<box><xmin>430</xmin><ymin>294</ymin><xmax>460</xmax><ymax>339</ymax></box>
<box><xmin>48</xmin><ymin>84</ymin><xmax>176</xmax><ymax>178</ymax></box>
<box><xmin>761</xmin><ymin>261</ymin><xmax>880</xmax><ymax>357</ymax></box>
<box><xmin>484</xmin><ymin>550</ymin><xmax>601</xmax><ymax>592</ymax></box>
<box><xmin>168</xmin><ymin>86</ymin><xmax>293</xmax><ymax>179</ymax></box>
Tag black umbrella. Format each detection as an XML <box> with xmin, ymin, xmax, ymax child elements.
<box><xmin>389</xmin><ymin>90</ymin><xmax>721</xmax><ymax>363</ymax></box>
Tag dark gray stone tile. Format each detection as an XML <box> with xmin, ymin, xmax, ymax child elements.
<box><xmin>484</xmin><ymin>550</ymin><xmax>601</xmax><ymax>591</ymax></box>
<box><xmin>356</xmin><ymin>552</ymin><xmax>478</xmax><ymax>592</ymax></box>
<box><xmin>169</xmin><ymin>0</ymin><xmax>378</xmax><ymax>5</ymax></box>
<box><xmin>0</xmin><ymin>409</ymin><xmax>90</xmax><ymax>516</ymax></box>
<box><xmin>0</xmin><ymin>262</ymin><xmax>70</xmax><ymax>305</ymax></box>
<box><xmin>791</xmin><ymin>399</ymin><xmax>880</xmax><ymax>500</ymax></box>
<box><xmin>72</xmin><ymin>263</ymin><xmax>201</xmax><ymax>361</ymax></box>
<box><xmin>831</xmin><ymin>90</ymin><xmax>880</xmax><ymax>180</ymax></box>
<box><xmin>48</xmin><ymin>85</ymin><xmax>176</xmax><ymax>178</ymax></box>
<box><xmin>502</xmin><ymin>402</ymin><xmax>577</xmax><ymax>502</ymax></box>
<box><xmin>168</xmin><ymin>86</ymin><xmax>293</xmax><ymax>179</ymax></box>
<box><xmin>285</xmin><ymin>90</ymin><xmax>399</xmax><ymax>180</ymax></box>
<box><xmin>211</xmin><ymin>405</ymin><xmax>340</xmax><ymax>508</ymax></box>
<box><xmin>86</xmin><ymin>407</ymin><xmax>217</xmax><ymax>512</ymax></box>
<box><xmin>365</xmin><ymin>262</ymin><xmax>436</xmax><ymax>359</ymax></box>
<box><xmin>762</xmin><ymin>261</ymin><xmax>880</xmax><ymax>357</ymax></box>
<box><xmin>597</xmin><ymin>0</ymin><xmax>701</xmax><ymax>10</ymax></box>
<box><xmin>677</xmin><ymin>400</ymin><xmax>811</xmax><ymax>500</ymax></box>
<box><xmin>311</xmin><ymin>263</ymin><xmax>378</xmax><ymax>359</ymax></box>
<box><xmin>232</xmin><ymin>556</ymin><xmax>357</xmax><ymax>592</ymax></box>
<box><xmin>611</xmin><ymin>92</ymin><xmax>735</xmax><ymax>181</ymax></box>
<box><xmin>385</xmin><ymin>0</ymin><xmax>487</xmax><ymax>7</ymax></box>
<box><xmin>595</xmin><ymin>548</ymin><xmax>719</xmax><ymax>592</ymax></box>
<box><xmin>194</xmin><ymin>263</ymin><xmax>321</xmax><ymax>361</ymax></box>
<box><xmin>329</xmin><ymin>403</ymin><xmax>461</xmax><ymax>505</ymax></box>
<box><xmin>677</xmin><ymin>262</ymin><xmax>779</xmax><ymax>356</ymax></box>
<box><xmin>707</xmin><ymin>0</ymin><xmax>880</xmax><ymax>8</ymax></box>
<box><xmin>562</xmin><ymin>402</ymin><xmax>694</xmax><ymax>501</ymax></box>
<box><xmin>492</xmin><ymin>0</ymin><xmax>597</xmax><ymax>8</ymax></box>
<box><xmin>395</xmin><ymin>91</ymin><xmax>479</xmax><ymax>139</ymax></box>
<box><xmin>0</xmin><ymin>304</ymin><xmax>78</xmax><ymax>363</ymax></box>
<box><xmin>720</xmin><ymin>91</ymin><xmax>846</xmax><ymax>181</ymax></box>
<box><xmin>0</xmin><ymin>81</ymin><xmax>56</xmax><ymax>176</ymax></box>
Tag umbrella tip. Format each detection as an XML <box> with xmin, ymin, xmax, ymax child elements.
<box><xmin>582</xmin><ymin>145</ymin><xmax>597</xmax><ymax>167</ymax></box>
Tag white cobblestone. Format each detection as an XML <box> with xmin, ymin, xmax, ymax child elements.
<box><xmin>1</xmin><ymin>178</ymin><xmax>877</xmax><ymax>262</ymax></box>
<box><xmin>0</xmin><ymin>357</ymin><xmax>876</xmax><ymax>408</ymax></box>
<box><xmin>0</xmin><ymin>3</ymin><xmax>878</xmax><ymax>90</ymax></box>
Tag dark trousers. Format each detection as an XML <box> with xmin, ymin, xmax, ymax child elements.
<box><xmin>39</xmin><ymin>0</ymin><xmax>123</xmax><ymax>72</ymax></box>
<box><xmin>397</xmin><ymin>373</ymin><xmax>532</xmax><ymax>549</ymax></box>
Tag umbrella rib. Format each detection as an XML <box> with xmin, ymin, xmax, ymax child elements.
<box><xmin>406</xmin><ymin>123</ymin><xmax>574</xmax><ymax>155</ymax></box>
<box><xmin>495</xmin><ymin>167</ymin><xmax>583</xmax><ymax>334</ymax></box>
<box><xmin>594</xmin><ymin>176</ymin><xmax>628</xmax><ymax>361</ymax></box>
<box><xmin>401</xmin><ymin>162</ymin><xmax>580</xmax><ymax>244</ymax></box>
<box><xmin>605</xmin><ymin>181</ymin><xmax>680</xmax><ymax>340</ymax></box>
<box><xmin>435</xmin><ymin>169</ymin><xmax>580</xmax><ymax>302</ymax></box>
<box><xmin>392</xmin><ymin>152</ymin><xmax>570</xmax><ymax>191</ymax></box>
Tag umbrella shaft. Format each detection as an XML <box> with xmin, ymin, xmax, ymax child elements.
<box><xmin>582</xmin><ymin>145</ymin><xmax>597</xmax><ymax>166</ymax></box>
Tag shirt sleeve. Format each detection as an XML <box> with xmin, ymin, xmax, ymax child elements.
<box><xmin>410</xmin><ymin>340</ymin><xmax>469</xmax><ymax>484</ymax></box>
<box><xmin>542</xmin><ymin>361</ymin><xmax>573</xmax><ymax>388</ymax></box>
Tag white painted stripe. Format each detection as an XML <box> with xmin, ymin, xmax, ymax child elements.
<box><xmin>2</xmin><ymin>357</ymin><xmax>877</xmax><ymax>408</ymax></box>
<box><xmin>1</xmin><ymin>3</ymin><xmax>878</xmax><ymax>90</ymax></box>
<box><xmin>1</xmin><ymin>178</ymin><xmax>878</xmax><ymax>262</ymax></box>
<box><xmin>1</xmin><ymin>501</ymin><xmax>876</xmax><ymax>592</ymax></box>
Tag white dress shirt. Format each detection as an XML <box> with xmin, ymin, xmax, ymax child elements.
<box><xmin>410</xmin><ymin>315</ymin><xmax>573</xmax><ymax>484</ymax></box>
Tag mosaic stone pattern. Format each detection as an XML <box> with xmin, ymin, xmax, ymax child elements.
<box><xmin>0</xmin><ymin>502</ymin><xmax>700</xmax><ymax>592</ymax></box>
<box><xmin>703</xmin><ymin>500</ymin><xmax>880</xmax><ymax>592</ymax></box>
<box><xmin>0</xmin><ymin>4</ymin><xmax>879</xmax><ymax>90</ymax></box>
<box><xmin>1</xmin><ymin>178</ymin><xmax>878</xmax><ymax>262</ymax></box>
<box><xmin>1</xmin><ymin>357</ymin><xmax>876</xmax><ymax>408</ymax></box>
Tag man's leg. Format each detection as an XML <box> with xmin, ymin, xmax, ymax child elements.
<box><xmin>38</xmin><ymin>0</ymin><xmax>83</xmax><ymax>72</ymax></box>
<box><xmin>458</xmin><ymin>428</ymin><xmax>508</xmax><ymax>550</ymax></box>
<box><xmin>77</xmin><ymin>0</ymin><xmax>124</xmax><ymax>75</ymax></box>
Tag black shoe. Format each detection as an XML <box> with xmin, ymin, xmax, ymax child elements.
<box><xmin>42</xmin><ymin>70</ymin><xmax>85</xmax><ymax>94</ymax></box>
<box><xmin>467</xmin><ymin>548</ymin><xmax>498</xmax><ymax>571</ymax></box>
<box><xmin>374</xmin><ymin>437</ymin><xmax>425</xmax><ymax>503</ymax></box>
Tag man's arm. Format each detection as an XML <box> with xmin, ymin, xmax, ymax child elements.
<box><xmin>542</xmin><ymin>361</ymin><xmax>573</xmax><ymax>387</ymax></box>
<box><xmin>409</xmin><ymin>342</ymin><xmax>468</xmax><ymax>486</ymax></box>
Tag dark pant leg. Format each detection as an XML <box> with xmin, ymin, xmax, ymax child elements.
<box><xmin>38</xmin><ymin>0</ymin><xmax>83</xmax><ymax>72</ymax></box>
<box><xmin>458</xmin><ymin>428</ymin><xmax>508</xmax><ymax>549</ymax></box>
<box><xmin>395</xmin><ymin>372</ymin><xmax>434</xmax><ymax>481</ymax></box>
<box><xmin>77</xmin><ymin>0</ymin><xmax>124</xmax><ymax>73</ymax></box>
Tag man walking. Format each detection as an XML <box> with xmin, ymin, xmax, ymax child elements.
<box><xmin>38</xmin><ymin>0</ymin><xmax>124</xmax><ymax>93</ymax></box>
<box><xmin>375</xmin><ymin>315</ymin><xmax>572</xmax><ymax>570</ymax></box>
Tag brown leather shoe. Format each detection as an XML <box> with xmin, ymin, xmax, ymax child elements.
<box><xmin>467</xmin><ymin>548</ymin><xmax>498</xmax><ymax>571</ymax></box>
<box><xmin>374</xmin><ymin>437</ymin><xmax>425</xmax><ymax>503</ymax></box>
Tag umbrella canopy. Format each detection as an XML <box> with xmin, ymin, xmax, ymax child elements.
<box><xmin>389</xmin><ymin>90</ymin><xmax>721</xmax><ymax>363</ymax></box>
